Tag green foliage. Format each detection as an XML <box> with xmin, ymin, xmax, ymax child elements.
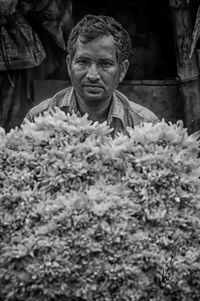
<box><xmin>0</xmin><ymin>108</ymin><xmax>200</xmax><ymax>301</ymax></box>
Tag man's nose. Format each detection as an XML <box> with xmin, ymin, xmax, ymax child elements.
<box><xmin>86</xmin><ymin>63</ymin><xmax>100</xmax><ymax>81</ymax></box>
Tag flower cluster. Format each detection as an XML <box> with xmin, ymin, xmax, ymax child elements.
<box><xmin>0</xmin><ymin>109</ymin><xmax>200</xmax><ymax>301</ymax></box>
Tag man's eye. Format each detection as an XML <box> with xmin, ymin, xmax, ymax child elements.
<box><xmin>100</xmin><ymin>62</ymin><xmax>112</xmax><ymax>68</ymax></box>
<box><xmin>77</xmin><ymin>60</ymin><xmax>88</xmax><ymax>65</ymax></box>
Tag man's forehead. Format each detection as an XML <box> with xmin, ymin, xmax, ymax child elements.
<box><xmin>74</xmin><ymin>35</ymin><xmax>117</xmax><ymax>56</ymax></box>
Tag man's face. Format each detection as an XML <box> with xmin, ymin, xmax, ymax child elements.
<box><xmin>67</xmin><ymin>35</ymin><xmax>129</xmax><ymax>104</ymax></box>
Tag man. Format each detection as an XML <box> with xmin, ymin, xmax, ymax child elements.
<box><xmin>25</xmin><ymin>14</ymin><xmax>159</xmax><ymax>137</ymax></box>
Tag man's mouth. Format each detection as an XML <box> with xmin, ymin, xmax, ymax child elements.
<box><xmin>84</xmin><ymin>84</ymin><xmax>103</xmax><ymax>88</ymax></box>
<box><xmin>83</xmin><ymin>85</ymin><xmax>104</xmax><ymax>93</ymax></box>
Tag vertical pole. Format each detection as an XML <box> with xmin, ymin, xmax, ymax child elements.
<box><xmin>169</xmin><ymin>0</ymin><xmax>200</xmax><ymax>132</ymax></box>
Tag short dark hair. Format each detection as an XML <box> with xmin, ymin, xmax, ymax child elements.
<box><xmin>67</xmin><ymin>14</ymin><xmax>132</xmax><ymax>64</ymax></box>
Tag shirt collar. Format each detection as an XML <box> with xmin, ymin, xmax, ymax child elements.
<box><xmin>60</xmin><ymin>87</ymin><xmax>125</xmax><ymax>126</ymax></box>
<box><xmin>60</xmin><ymin>86</ymin><xmax>76</xmax><ymax>110</ymax></box>
<box><xmin>107</xmin><ymin>91</ymin><xmax>125</xmax><ymax>126</ymax></box>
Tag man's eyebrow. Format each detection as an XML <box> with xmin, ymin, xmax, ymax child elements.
<box><xmin>98</xmin><ymin>58</ymin><xmax>115</xmax><ymax>62</ymax></box>
<box><xmin>99</xmin><ymin>57</ymin><xmax>114</xmax><ymax>60</ymax></box>
<box><xmin>74</xmin><ymin>55</ymin><xmax>90</xmax><ymax>60</ymax></box>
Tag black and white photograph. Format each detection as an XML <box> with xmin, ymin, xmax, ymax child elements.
<box><xmin>0</xmin><ymin>1</ymin><xmax>200</xmax><ymax>300</ymax></box>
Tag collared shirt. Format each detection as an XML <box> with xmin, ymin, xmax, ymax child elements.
<box><xmin>25</xmin><ymin>86</ymin><xmax>159</xmax><ymax>137</ymax></box>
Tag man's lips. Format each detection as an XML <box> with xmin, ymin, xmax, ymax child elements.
<box><xmin>83</xmin><ymin>84</ymin><xmax>103</xmax><ymax>88</ymax></box>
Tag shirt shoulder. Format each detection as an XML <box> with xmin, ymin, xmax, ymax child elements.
<box><xmin>128</xmin><ymin>100</ymin><xmax>159</xmax><ymax>124</ymax></box>
<box><xmin>115</xmin><ymin>90</ymin><xmax>159</xmax><ymax>126</ymax></box>
<box><xmin>25</xmin><ymin>86</ymin><xmax>72</xmax><ymax>122</ymax></box>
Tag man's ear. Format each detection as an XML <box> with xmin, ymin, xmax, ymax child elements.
<box><xmin>119</xmin><ymin>59</ymin><xmax>129</xmax><ymax>83</ymax></box>
<box><xmin>66</xmin><ymin>55</ymin><xmax>71</xmax><ymax>77</ymax></box>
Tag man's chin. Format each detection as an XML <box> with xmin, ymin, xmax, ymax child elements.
<box><xmin>83</xmin><ymin>92</ymin><xmax>104</xmax><ymax>101</ymax></box>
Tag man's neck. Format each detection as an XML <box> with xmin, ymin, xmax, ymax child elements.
<box><xmin>75</xmin><ymin>93</ymin><xmax>113</xmax><ymax>123</ymax></box>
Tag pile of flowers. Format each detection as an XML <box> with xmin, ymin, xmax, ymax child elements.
<box><xmin>0</xmin><ymin>108</ymin><xmax>200</xmax><ymax>301</ymax></box>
